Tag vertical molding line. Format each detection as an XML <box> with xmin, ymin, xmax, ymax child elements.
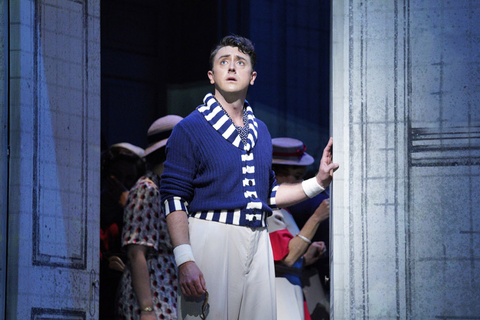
<box><xmin>82</xmin><ymin>0</ymin><xmax>89</xmax><ymax>273</ymax></box>
<box><xmin>359</xmin><ymin>0</ymin><xmax>368</xmax><ymax>318</ymax></box>
<box><xmin>348</xmin><ymin>0</ymin><xmax>356</xmax><ymax>318</ymax></box>
<box><xmin>393</xmin><ymin>0</ymin><xmax>401</xmax><ymax>319</ymax></box>
<box><xmin>1</xmin><ymin>0</ymin><xmax>10</xmax><ymax>318</ymax></box>
<box><xmin>32</xmin><ymin>0</ymin><xmax>40</xmax><ymax>270</ymax></box>
<box><xmin>403</xmin><ymin>0</ymin><xmax>413</xmax><ymax>318</ymax></box>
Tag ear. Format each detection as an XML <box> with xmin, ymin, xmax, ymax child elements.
<box><xmin>207</xmin><ymin>70</ymin><xmax>215</xmax><ymax>84</ymax></box>
<box><xmin>250</xmin><ymin>71</ymin><xmax>257</xmax><ymax>85</ymax></box>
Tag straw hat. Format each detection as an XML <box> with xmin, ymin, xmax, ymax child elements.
<box><xmin>144</xmin><ymin>115</ymin><xmax>183</xmax><ymax>157</ymax></box>
<box><xmin>110</xmin><ymin>142</ymin><xmax>145</xmax><ymax>158</ymax></box>
<box><xmin>271</xmin><ymin>137</ymin><xmax>314</xmax><ymax>166</ymax></box>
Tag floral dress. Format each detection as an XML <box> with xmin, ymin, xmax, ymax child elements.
<box><xmin>116</xmin><ymin>171</ymin><xmax>178</xmax><ymax>320</ymax></box>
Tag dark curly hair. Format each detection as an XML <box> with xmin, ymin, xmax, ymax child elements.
<box><xmin>209</xmin><ymin>34</ymin><xmax>257</xmax><ymax>71</ymax></box>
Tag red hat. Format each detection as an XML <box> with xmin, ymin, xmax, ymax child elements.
<box><xmin>272</xmin><ymin>137</ymin><xmax>314</xmax><ymax>166</ymax></box>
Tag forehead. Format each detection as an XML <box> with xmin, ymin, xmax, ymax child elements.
<box><xmin>214</xmin><ymin>46</ymin><xmax>251</xmax><ymax>62</ymax></box>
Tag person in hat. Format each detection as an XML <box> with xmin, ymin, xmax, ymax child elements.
<box><xmin>160</xmin><ymin>35</ymin><xmax>338</xmax><ymax>320</ymax></box>
<box><xmin>267</xmin><ymin>137</ymin><xmax>330</xmax><ymax>320</ymax></box>
<box><xmin>100</xmin><ymin>142</ymin><xmax>146</xmax><ymax>320</ymax></box>
<box><xmin>273</xmin><ymin>137</ymin><xmax>332</xmax><ymax>318</ymax></box>
<box><xmin>116</xmin><ymin>115</ymin><xmax>183</xmax><ymax>320</ymax></box>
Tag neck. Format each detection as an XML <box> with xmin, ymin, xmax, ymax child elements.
<box><xmin>214</xmin><ymin>91</ymin><xmax>245</xmax><ymax>126</ymax></box>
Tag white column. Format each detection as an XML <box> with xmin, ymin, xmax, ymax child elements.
<box><xmin>332</xmin><ymin>0</ymin><xmax>480</xmax><ymax>319</ymax></box>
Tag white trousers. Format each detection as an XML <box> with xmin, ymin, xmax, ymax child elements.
<box><xmin>275</xmin><ymin>277</ymin><xmax>305</xmax><ymax>320</ymax></box>
<box><xmin>178</xmin><ymin>217</ymin><xmax>276</xmax><ymax>320</ymax></box>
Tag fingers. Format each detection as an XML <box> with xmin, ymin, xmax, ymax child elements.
<box><xmin>323</xmin><ymin>137</ymin><xmax>333</xmax><ymax>156</ymax></box>
<box><xmin>118</xmin><ymin>190</ymin><xmax>129</xmax><ymax>207</ymax></box>
<box><xmin>326</xmin><ymin>162</ymin><xmax>339</xmax><ymax>172</ymax></box>
<box><xmin>321</xmin><ymin>198</ymin><xmax>330</xmax><ymax>207</ymax></box>
<box><xmin>108</xmin><ymin>256</ymin><xmax>125</xmax><ymax>272</ymax></box>
<box><xmin>319</xmin><ymin>241</ymin><xmax>327</xmax><ymax>255</ymax></box>
<box><xmin>181</xmin><ymin>280</ymin><xmax>206</xmax><ymax>297</ymax></box>
<box><xmin>321</xmin><ymin>137</ymin><xmax>338</xmax><ymax>170</ymax></box>
<box><xmin>179</xmin><ymin>262</ymin><xmax>207</xmax><ymax>297</ymax></box>
<box><xmin>315</xmin><ymin>199</ymin><xmax>330</xmax><ymax>220</ymax></box>
<box><xmin>109</xmin><ymin>260</ymin><xmax>125</xmax><ymax>272</ymax></box>
<box><xmin>312</xmin><ymin>241</ymin><xmax>327</xmax><ymax>256</ymax></box>
<box><xmin>310</xmin><ymin>242</ymin><xmax>321</xmax><ymax>250</ymax></box>
<box><xmin>200</xmin><ymin>274</ymin><xmax>207</xmax><ymax>293</ymax></box>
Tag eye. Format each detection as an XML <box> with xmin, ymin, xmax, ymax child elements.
<box><xmin>237</xmin><ymin>60</ymin><xmax>245</xmax><ymax>66</ymax></box>
<box><xmin>220</xmin><ymin>60</ymin><xmax>228</xmax><ymax>65</ymax></box>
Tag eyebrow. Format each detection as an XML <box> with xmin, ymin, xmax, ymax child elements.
<box><xmin>218</xmin><ymin>54</ymin><xmax>247</xmax><ymax>62</ymax></box>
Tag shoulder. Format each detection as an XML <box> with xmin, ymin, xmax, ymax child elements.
<box><xmin>171</xmin><ymin>110</ymin><xmax>205</xmax><ymax>135</ymax></box>
<box><xmin>179</xmin><ymin>109</ymin><xmax>203</xmax><ymax>126</ymax></box>
<box><xmin>130</xmin><ymin>176</ymin><xmax>158</xmax><ymax>193</ymax></box>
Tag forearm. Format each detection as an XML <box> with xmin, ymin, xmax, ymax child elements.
<box><xmin>128</xmin><ymin>246</ymin><xmax>153</xmax><ymax>311</ymax></box>
<box><xmin>166</xmin><ymin>210</ymin><xmax>207</xmax><ymax>296</ymax></box>
<box><xmin>275</xmin><ymin>183</ymin><xmax>308</xmax><ymax>208</ymax></box>
<box><xmin>166</xmin><ymin>210</ymin><xmax>190</xmax><ymax>248</ymax></box>
<box><xmin>283</xmin><ymin>236</ymin><xmax>309</xmax><ymax>267</ymax></box>
<box><xmin>283</xmin><ymin>215</ymin><xmax>322</xmax><ymax>266</ymax></box>
<box><xmin>297</xmin><ymin>211</ymin><xmax>323</xmax><ymax>240</ymax></box>
<box><xmin>282</xmin><ymin>203</ymin><xmax>326</xmax><ymax>266</ymax></box>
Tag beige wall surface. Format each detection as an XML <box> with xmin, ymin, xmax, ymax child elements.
<box><xmin>332</xmin><ymin>1</ymin><xmax>480</xmax><ymax>319</ymax></box>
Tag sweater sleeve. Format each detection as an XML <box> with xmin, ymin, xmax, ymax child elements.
<box><xmin>267</xmin><ymin>169</ymin><xmax>279</xmax><ymax>209</ymax></box>
<box><xmin>160</xmin><ymin>123</ymin><xmax>196</xmax><ymax>215</ymax></box>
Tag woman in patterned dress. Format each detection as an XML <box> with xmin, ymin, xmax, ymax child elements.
<box><xmin>116</xmin><ymin>115</ymin><xmax>183</xmax><ymax>320</ymax></box>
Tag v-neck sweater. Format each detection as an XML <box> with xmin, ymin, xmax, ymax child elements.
<box><xmin>160</xmin><ymin>93</ymin><xmax>279</xmax><ymax>228</ymax></box>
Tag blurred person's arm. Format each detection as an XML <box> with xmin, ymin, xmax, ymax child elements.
<box><xmin>282</xmin><ymin>199</ymin><xmax>329</xmax><ymax>267</ymax></box>
<box><xmin>127</xmin><ymin>244</ymin><xmax>156</xmax><ymax>320</ymax></box>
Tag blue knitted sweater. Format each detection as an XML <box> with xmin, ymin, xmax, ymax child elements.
<box><xmin>160</xmin><ymin>93</ymin><xmax>279</xmax><ymax>228</ymax></box>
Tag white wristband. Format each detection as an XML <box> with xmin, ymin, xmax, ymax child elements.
<box><xmin>173</xmin><ymin>244</ymin><xmax>195</xmax><ymax>267</ymax></box>
<box><xmin>302</xmin><ymin>177</ymin><xmax>325</xmax><ymax>198</ymax></box>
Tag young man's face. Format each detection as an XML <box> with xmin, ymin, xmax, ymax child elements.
<box><xmin>207</xmin><ymin>46</ymin><xmax>257</xmax><ymax>96</ymax></box>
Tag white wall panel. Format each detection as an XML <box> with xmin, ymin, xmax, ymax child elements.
<box><xmin>332</xmin><ymin>0</ymin><xmax>480</xmax><ymax>319</ymax></box>
<box><xmin>6</xmin><ymin>0</ymin><xmax>100</xmax><ymax>319</ymax></box>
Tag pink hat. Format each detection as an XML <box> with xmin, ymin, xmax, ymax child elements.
<box><xmin>272</xmin><ymin>137</ymin><xmax>314</xmax><ymax>166</ymax></box>
<box><xmin>144</xmin><ymin>115</ymin><xmax>183</xmax><ymax>157</ymax></box>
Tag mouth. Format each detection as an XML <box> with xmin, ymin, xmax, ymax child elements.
<box><xmin>226</xmin><ymin>77</ymin><xmax>237</xmax><ymax>82</ymax></box>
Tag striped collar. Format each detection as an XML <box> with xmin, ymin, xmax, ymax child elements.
<box><xmin>197</xmin><ymin>93</ymin><xmax>258</xmax><ymax>152</ymax></box>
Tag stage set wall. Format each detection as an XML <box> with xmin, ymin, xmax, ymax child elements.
<box><xmin>1</xmin><ymin>1</ymin><xmax>101</xmax><ymax>319</ymax></box>
<box><xmin>331</xmin><ymin>1</ymin><xmax>480</xmax><ymax>319</ymax></box>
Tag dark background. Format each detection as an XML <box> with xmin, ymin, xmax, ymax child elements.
<box><xmin>101</xmin><ymin>0</ymin><xmax>331</xmax><ymax>173</ymax></box>
<box><xmin>100</xmin><ymin>0</ymin><xmax>332</xmax><ymax>300</ymax></box>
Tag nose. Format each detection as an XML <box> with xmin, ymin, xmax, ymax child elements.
<box><xmin>228</xmin><ymin>59</ymin><xmax>236</xmax><ymax>72</ymax></box>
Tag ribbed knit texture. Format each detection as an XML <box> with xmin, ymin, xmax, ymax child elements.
<box><xmin>160</xmin><ymin>93</ymin><xmax>279</xmax><ymax>228</ymax></box>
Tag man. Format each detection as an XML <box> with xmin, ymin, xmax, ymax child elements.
<box><xmin>160</xmin><ymin>35</ymin><xmax>338</xmax><ymax>320</ymax></box>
